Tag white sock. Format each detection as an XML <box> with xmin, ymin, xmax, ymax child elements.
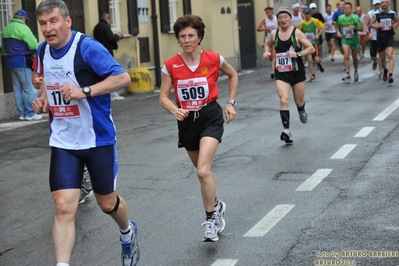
<box><xmin>120</xmin><ymin>224</ymin><xmax>133</xmax><ymax>243</ymax></box>
<box><xmin>56</xmin><ymin>263</ymin><xmax>69</xmax><ymax>266</ymax></box>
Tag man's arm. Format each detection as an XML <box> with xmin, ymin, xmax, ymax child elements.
<box><xmin>257</xmin><ymin>19</ymin><xmax>266</xmax><ymax>32</ymax></box>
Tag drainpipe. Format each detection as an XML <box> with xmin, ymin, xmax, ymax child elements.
<box><xmin>151</xmin><ymin>0</ymin><xmax>161</xmax><ymax>87</ymax></box>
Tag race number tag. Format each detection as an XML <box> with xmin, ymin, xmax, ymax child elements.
<box><xmin>381</xmin><ymin>18</ymin><xmax>392</xmax><ymax>30</ymax></box>
<box><xmin>269</xmin><ymin>24</ymin><xmax>278</xmax><ymax>32</ymax></box>
<box><xmin>305</xmin><ymin>33</ymin><xmax>315</xmax><ymax>43</ymax></box>
<box><xmin>326</xmin><ymin>24</ymin><xmax>334</xmax><ymax>32</ymax></box>
<box><xmin>343</xmin><ymin>27</ymin><xmax>354</xmax><ymax>38</ymax></box>
<box><xmin>275</xmin><ymin>52</ymin><xmax>293</xmax><ymax>72</ymax></box>
<box><xmin>46</xmin><ymin>83</ymin><xmax>81</xmax><ymax>118</ymax></box>
<box><xmin>177</xmin><ymin>77</ymin><xmax>209</xmax><ymax>111</ymax></box>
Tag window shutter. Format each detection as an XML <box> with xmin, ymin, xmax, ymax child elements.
<box><xmin>22</xmin><ymin>0</ymin><xmax>38</xmax><ymax>40</ymax></box>
<box><xmin>127</xmin><ymin>0</ymin><xmax>139</xmax><ymax>35</ymax></box>
<box><xmin>98</xmin><ymin>0</ymin><xmax>110</xmax><ymax>17</ymax></box>
<box><xmin>159</xmin><ymin>0</ymin><xmax>170</xmax><ymax>33</ymax></box>
<box><xmin>183</xmin><ymin>0</ymin><xmax>191</xmax><ymax>15</ymax></box>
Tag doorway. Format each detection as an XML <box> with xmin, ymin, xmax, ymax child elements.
<box><xmin>237</xmin><ymin>0</ymin><xmax>257</xmax><ymax>68</ymax></box>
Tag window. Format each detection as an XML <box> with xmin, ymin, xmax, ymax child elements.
<box><xmin>109</xmin><ymin>0</ymin><xmax>122</xmax><ymax>33</ymax></box>
<box><xmin>0</xmin><ymin>0</ymin><xmax>14</xmax><ymax>38</ymax></box>
<box><xmin>98</xmin><ymin>0</ymin><xmax>138</xmax><ymax>35</ymax></box>
<box><xmin>168</xmin><ymin>0</ymin><xmax>178</xmax><ymax>32</ymax></box>
<box><xmin>22</xmin><ymin>0</ymin><xmax>38</xmax><ymax>39</ymax></box>
<box><xmin>159</xmin><ymin>0</ymin><xmax>178</xmax><ymax>33</ymax></box>
<box><xmin>138</xmin><ymin>0</ymin><xmax>148</xmax><ymax>23</ymax></box>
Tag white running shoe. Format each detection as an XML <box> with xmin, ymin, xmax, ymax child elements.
<box><xmin>213</xmin><ymin>199</ymin><xmax>226</xmax><ymax>234</ymax></box>
<box><xmin>280</xmin><ymin>129</ymin><xmax>293</xmax><ymax>144</ymax></box>
<box><xmin>202</xmin><ymin>219</ymin><xmax>218</xmax><ymax>242</ymax></box>
<box><xmin>25</xmin><ymin>114</ymin><xmax>43</xmax><ymax>121</ymax></box>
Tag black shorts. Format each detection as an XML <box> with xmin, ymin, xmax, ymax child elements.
<box><xmin>377</xmin><ymin>36</ymin><xmax>394</xmax><ymax>53</ymax></box>
<box><xmin>325</xmin><ymin>32</ymin><xmax>336</xmax><ymax>42</ymax></box>
<box><xmin>177</xmin><ymin>100</ymin><xmax>224</xmax><ymax>151</ymax></box>
<box><xmin>369</xmin><ymin>40</ymin><xmax>378</xmax><ymax>58</ymax></box>
<box><xmin>275</xmin><ymin>70</ymin><xmax>306</xmax><ymax>86</ymax></box>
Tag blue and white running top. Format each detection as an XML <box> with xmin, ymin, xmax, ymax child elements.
<box><xmin>35</xmin><ymin>31</ymin><xmax>126</xmax><ymax>150</ymax></box>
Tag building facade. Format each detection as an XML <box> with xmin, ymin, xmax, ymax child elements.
<box><xmin>0</xmin><ymin>0</ymin><xmax>398</xmax><ymax>119</ymax></box>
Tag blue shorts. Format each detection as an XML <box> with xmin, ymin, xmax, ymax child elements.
<box><xmin>49</xmin><ymin>145</ymin><xmax>118</xmax><ymax>195</ymax></box>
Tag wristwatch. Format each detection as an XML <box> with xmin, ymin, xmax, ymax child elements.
<box><xmin>296</xmin><ymin>52</ymin><xmax>302</xmax><ymax>58</ymax></box>
<box><xmin>227</xmin><ymin>99</ymin><xmax>236</xmax><ymax>106</ymax></box>
<box><xmin>82</xmin><ymin>86</ymin><xmax>91</xmax><ymax>98</ymax></box>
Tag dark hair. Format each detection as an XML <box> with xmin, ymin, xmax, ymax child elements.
<box><xmin>173</xmin><ymin>14</ymin><xmax>205</xmax><ymax>44</ymax></box>
<box><xmin>326</xmin><ymin>4</ymin><xmax>332</xmax><ymax>7</ymax></box>
<box><xmin>344</xmin><ymin>2</ymin><xmax>352</xmax><ymax>7</ymax></box>
<box><xmin>265</xmin><ymin>7</ymin><xmax>273</xmax><ymax>11</ymax></box>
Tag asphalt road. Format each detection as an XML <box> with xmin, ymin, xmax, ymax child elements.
<box><xmin>1</xmin><ymin>54</ymin><xmax>399</xmax><ymax>266</ymax></box>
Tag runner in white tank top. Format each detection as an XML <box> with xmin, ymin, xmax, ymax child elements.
<box><xmin>257</xmin><ymin>7</ymin><xmax>278</xmax><ymax>79</ymax></box>
<box><xmin>291</xmin><ymin>3</ymin><xmax>303</xmax><ymax>27</ymax></box>
<box><xmin>324</xmin><ymin>4</ymin><xmax>337</xmax><ymax>61</ymax></box>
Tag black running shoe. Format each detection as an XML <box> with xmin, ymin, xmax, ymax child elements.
<box><xmin>383</xmin><ymin>69</ymin><xmax>388</xmax><ymax>82</ymax></box>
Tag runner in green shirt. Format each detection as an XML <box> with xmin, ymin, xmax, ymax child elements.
<box><xmin>335</xmin><ymin>2</ymin><xmax>364</xmax><ymax>81</ymax></box>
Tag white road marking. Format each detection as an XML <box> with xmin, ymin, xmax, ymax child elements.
<box><xmin>211</xmin><ymin>259</ymin><xmax>239</xmax><ymax>266</ymax></box>
<box><xmin>354</xmin><ymin>127</ymin><xmax>375</xmax><ymax>137</ymax></box>
<box><xmin>243</xmin><ymin>204</ymin><xmax>294</xmax><ymax>237</ymax></box>
<box><xmin>295</xmin><ymin>169</ymin><xmax>333</xmax><ymax>191</ymax></box>
<box><xmin>330</xmin><ymin>144</ymin><xmax>356</xmax><ymax>159</ymax></box>
<box><xmin>373</xmin><ymin>98</ymin><xmax>399</xmax><ymax>121</ymax></box>
<box><xmin>0</xmin><ymin>119</ymin><xmax>46</xmax><ymax>133</ymax></box>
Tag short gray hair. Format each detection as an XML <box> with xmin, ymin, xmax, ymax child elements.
<box><xmin>36</xmin><ymin>0</ymin><xmax>69</xmax><ymax>18</ymax></box>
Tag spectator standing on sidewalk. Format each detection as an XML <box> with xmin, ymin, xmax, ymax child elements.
<box><xmin>2</xmin><ymin>9</ymin><xmax>42</xmax><ymax>121</ymax></box>
<box><xmin>93</xmin><ymin>13</ymin><xmax>125</xmax><ymax>100</ymax></box>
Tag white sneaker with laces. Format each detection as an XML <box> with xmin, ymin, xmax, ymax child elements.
<box><xmin>202</xmin><ymin>219</ymin><xmax>218</xmax><ymax>242</ymax></box>
<box><xmin>25</xmin><ymin>114</ymin><xmax>43</xmax><ymax>121</ymax></box>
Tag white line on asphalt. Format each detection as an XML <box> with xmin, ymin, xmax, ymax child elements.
<box><xmin>295</xmin><ymin>169</ymin><xmax>333</xmax><ymax>191</ymax></box>
<box><xmin>330</xmin><ymin>144</ymin><xmax>357</xmax><ymax>159</ymax></box>
<box><xmin>0</xmin><ymin>119</ymin><xmax>46</xmax><ymax>133</ymax></box>
<box><xmin>354</xmin><ymin>127</ymin><xmax>375</xmax><ymax>137</ymax></box>
<box><xmin>211</xmin><ymin>259</ymin><xmax>239</xmax><ymax>266</ymax></box>
<box><xmin>243</xmin><ymin>204</ymin><xmax>294</xmax><ymax>237</ymax></box>
<box><xmin>373</xmin><ymin>98</ymin><xmax>399</xmax><ymax>121</ymax></box>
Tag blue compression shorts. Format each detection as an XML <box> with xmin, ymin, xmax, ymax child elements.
<box><xmin>49</xmin><ymin>145</ymin><xmax>118</xmax><ymax>195</ymax></box>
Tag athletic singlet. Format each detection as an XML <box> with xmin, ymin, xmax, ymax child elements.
<box><xmin>273</xmin><ymin>27</ymin><xmax>305</xmax><ymax>74</ymax></box>
<box><xmin>291</xmin><ymin>13</ymin><xmax>303</xmax><ymax>27</ymax></box>
<box><xmin>265</xmin><ymin>16</ymin><xmax>278</xmax><ymax>42</ymax></box>
<box><xmin>324</xmin><ymin>13</ymin><xmax>336</xmax><ymax>33</ymax></box>
<box><xmin>164</xmin><ymin>51</ymin><xmax>221</xmax><ymax>111</ymax></box>
<box><xmin>300</xmin><ymin>19</ymin><xmax>319</xmax><ymax>45</ymax></box>
<box><xmin>337</xmin><ymin>14</ymin><xmax>362</xmax><ymax>40</ymax></box>
<box><xmin>374</xmin><ymin>9</ymin><xmax>397</xmax><ymax>39</ymax></box>
<box><xmin>357</xmin><ymin>13</ymin><xmax>367</xmax><ymax>35</ymax></box>
<box><xmin>38</xmin><ymin>31</ymin><xmax>125</xmax><ymax>149</ymax></box>
<box><xmin>367</xmin><ymin>9</ymin><xmax>379</xmax><ymax>40</ymax></box>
